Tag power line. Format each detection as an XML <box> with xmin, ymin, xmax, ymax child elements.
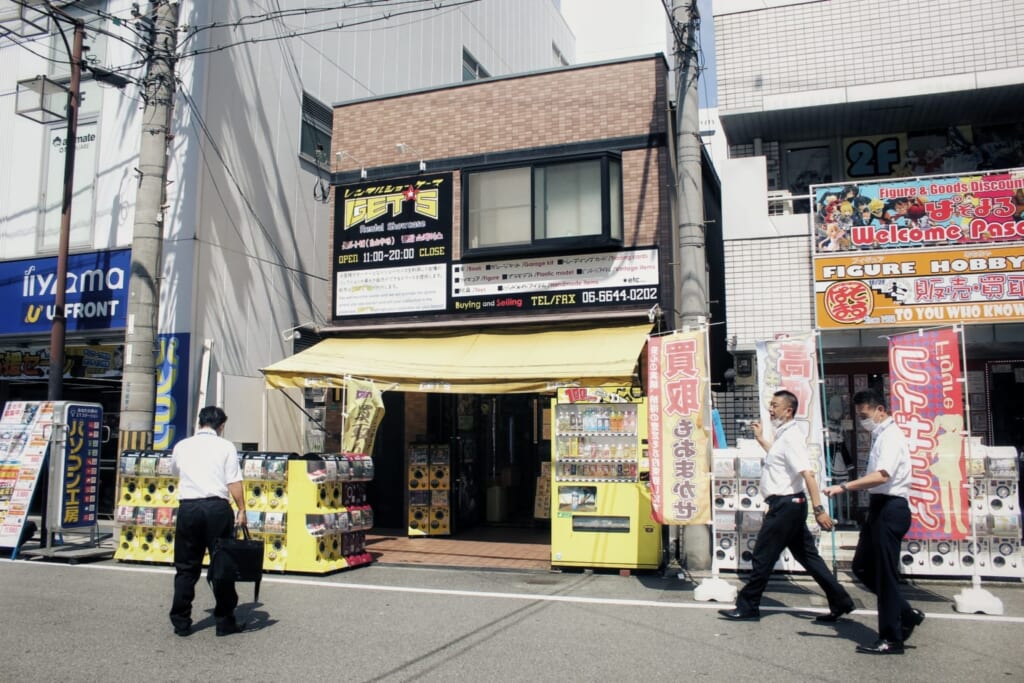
<box><xmin>177</xmin><ymin>84</ymin><xmax>329</xmax><ymax>321</ymax></box>
<box><xmin>180</xmin><ymin>0</ymin><xmax>480</xmax><ymax>58</ymax></box>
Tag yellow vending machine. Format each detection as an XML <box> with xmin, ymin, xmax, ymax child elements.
<box><xmin>550</xmin><ymin>387</ymin><xmax>662</xmax><ymax>570</ymax></box>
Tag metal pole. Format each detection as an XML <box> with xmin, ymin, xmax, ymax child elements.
<box><xmin>47</xmin><ymin>19</ymin><xmax>84</xmax><ymax>402</ymax></box>
<box><xmin>118</xmin><ymin>0</ymin><xmax>180</xmax><ymax>454</ymax></box>
<box><xmin>672</xmin><ymin>0</ymin><xmax>710</xmax><ymax>570</ymax></box>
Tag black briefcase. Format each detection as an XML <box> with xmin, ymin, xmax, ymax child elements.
<box><xmin>209</xmin><ymin>525</ymin><xmax>263</xmax><ymax>601</ymax></box>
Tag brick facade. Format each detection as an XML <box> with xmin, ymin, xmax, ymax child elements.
<box><xmin>328</xmin><ymin>56</ymin><xmax>675</xmax><ymax>329</ymax></box>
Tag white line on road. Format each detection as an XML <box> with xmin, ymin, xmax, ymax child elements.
<box><xmin>4</xmin><ymin>558</ymin><xmax>1023</xmax><ymax>624</ymax></box>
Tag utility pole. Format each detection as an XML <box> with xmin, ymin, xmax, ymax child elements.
<box><xmin>118</xmin><ymin>0</ymin><xmax>180</xmax><ymax>454</ymax></box>
<box><xmin>46</xmin><ymin>16</ymin><xmax>83</xmax><ymax>403</ymax></box>
<box><xmin>672</xmin><ymin>0</ymin><xmax>711</xmax><ymax>570</ymax></box>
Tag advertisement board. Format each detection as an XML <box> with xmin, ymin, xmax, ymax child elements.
<box><xmin>811</xmin><ymin>168</ymin><xmax>1024</xmax><ymax>329</ymax></box>
<box><xmin>332</xmin><ymin>174</ymin><xmax>452</xmax><ymax>317</ymax></box>
<box><xmin>0</xmin><ymin>249</ymin><xmax>131</xmax><ymax>334</ymax></box>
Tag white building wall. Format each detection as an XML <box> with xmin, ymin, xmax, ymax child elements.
<box><xmin>173</xmin><ymin>0</ymin><xmax>574</xmax><ymax>449</ymax></box>
<box><xmin>0</xmin><ymin>0</ymin><xmax>575</xmax><ymax>450</ymax></box>
<box><xmin>714</xmin><ymin>0</ymin><xmax>1024</xmax><ymax>112</ymax></box>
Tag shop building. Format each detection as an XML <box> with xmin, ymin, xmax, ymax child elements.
<box><xmin>263</xmin><ymin>54</ymin><xmax>725</xmax><ymax>544</ymax></box>
<box><xmin>711</xmin><ymin>0</ymin><xmax>1024</xmax><ymax>529</ymax></box>
<box><xmin>0</xmin><ymin>0</ymin><xmax>574</xmax><ymax>515</ymax></box>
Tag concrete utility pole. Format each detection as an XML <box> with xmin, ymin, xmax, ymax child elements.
<box><xmin>118</xmin><ymin>0</ymin><xmax>179</xmax><ymax>454</ymax></box>
<box><xmin>672</xmin><ymin>0</ymin><xmax>711</xmax><ymax>570</ymax></box>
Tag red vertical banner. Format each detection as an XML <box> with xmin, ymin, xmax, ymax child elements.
<box><xmin>889</xmin><ymin>329</ymin><xmax>969</xmax><ymax>539</ymax></box>
<box><xmin>646</xmin><ymin>330</ymin><xmax>711</xmax><ymax>525</ymax></box>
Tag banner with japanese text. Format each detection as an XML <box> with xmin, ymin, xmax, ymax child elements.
<box><xmin>811</xmin><ymin>168</ymin><xmax>1024</xmax><ymax>330</ymax></box>
<box><xmin>756</xmin><ymin>332</ymin><xmax>826</xmax><ymax>489</ymax></box>
<box><xmin>888</xmin><ymin>329</ymin><xmax>969</xmax><ymax>540</ymax></box>
<box><xmin>59</xmin><ymin>404</ymin><xmax>102</xmax><ymax>528</ymax></box>
<box><xmin>646</xmin><ymin>330</ymin><xmax>711</xmax><ymax>525</ymax></box>
<box><xmin>342</xmin><ymin>379</ymin><xmax>385</xmax><ymax>456</ymax></box>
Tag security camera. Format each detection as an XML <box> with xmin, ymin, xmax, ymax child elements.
<box><xmin>281</xmin><ymin>328</ymin><xmax>301</xmax><ymax>342</ymax></box>
<box><xmin>647</xmin><ymin>303</ymin><xmax>662</xmax><ymax>323</ymax></box>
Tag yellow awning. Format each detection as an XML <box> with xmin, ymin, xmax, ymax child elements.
<box><xmin>261</xmin><ymin>322</ymin><xmax>651</xmax><ymax>393</ymax></box>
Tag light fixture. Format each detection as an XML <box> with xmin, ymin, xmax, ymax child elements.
<box><xmin>281</xmin><ymin>321</ymin><xmax>317</xmax><ymax>342</ymax></box>
<box><xmin>15</xmin><ymin>75</ymin><xmax>68</xmax><ymax>124</ymax></box>
<box><xmin>336</xmin><ymin>150</ymin><xmax>367</xmax><ymax>179</ymax></box>
<box><xmin>395</xmin><ymin>142</ymin><xmax>426</xmax><ymax>172</ymax></box>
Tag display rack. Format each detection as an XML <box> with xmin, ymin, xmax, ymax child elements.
<box><xmin>712</xmin><ymin>445</ymin><xmax>821</xmax><ymax>574</ymax></box>
<box><xmin>114</xmin><ymin>450</ymin><xmax>374</xmax><ymax>573</ymax></box>
<box><xmin>899</xmin><ymin>445</ymin><xmax>1022</xmax><ymax>579</ymax></box>
<box><xmin>407</xmin><ymin>444</ymin><xmax>451</xmax><ymax>536</ymax></box>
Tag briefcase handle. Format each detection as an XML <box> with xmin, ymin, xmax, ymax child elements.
<box><xmin>234</xmin><ymin>525</ymin><xmax>252</xmax><ymax>541</ymax></box>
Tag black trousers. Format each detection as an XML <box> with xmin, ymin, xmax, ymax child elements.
<box><xmin>852</xmin><ymin>494</ymin><xmax>913</xmax><ymax>642</ymax></box>
<box><xmin>737</xmin><ymin>496</ymin><xmax>851</xmax><ymax>613</ymax></box>
<box><xmin>169</xmin><ymin>497</ymin><xmax>237</xmax><ymax>630</ymax></box>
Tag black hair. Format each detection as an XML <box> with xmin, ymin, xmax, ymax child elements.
<box><xmin>773</xmin><ymin>389</ymin><xmax>798</xmax><ymax>415</ymax></box>
<box><xmin>197</xmin><ymin>406</ymin><xmax>228</xmax><ymax>429</ymax></box>
<box><xmin>852</xmin><ymin>390</ymin><xmax>887</xmax><ymax>412</ymax></box>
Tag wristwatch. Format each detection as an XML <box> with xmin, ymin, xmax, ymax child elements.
<box><xmin>813</xmin><ymin>505</ymin><xmax>825</xmax><ymax>514</ymax></box>
<box><xmin>840</xmin><ymin>483</ymin><xmax>849</xmax><ymax>492</ymax></box>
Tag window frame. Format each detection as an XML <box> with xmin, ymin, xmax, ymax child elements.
<box><xmin>461</xmin><ymin>154</ymin><xmax>624</xmax><ymax>260</ymax></box>
<box><xmin>299</xmin><ymin>92</ymin><xmax>333</xmax><ymax>164</ymax></box>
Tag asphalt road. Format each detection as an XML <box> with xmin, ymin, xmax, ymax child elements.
<box><xmin>1</xmin><ymin>558</ymin><xmax>1022</xmax><ymax>682</ymax></box>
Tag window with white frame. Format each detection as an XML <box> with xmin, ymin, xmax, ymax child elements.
<box><xmin>465</xmin><ymin>156</ymin><xmax>623</xmax><ymax>255</ymax></box>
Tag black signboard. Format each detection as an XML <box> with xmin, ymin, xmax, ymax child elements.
<box><xmin>332</xmin><ymin>174</ymin><xmax>452</xmax><ymax>318</ymax></box>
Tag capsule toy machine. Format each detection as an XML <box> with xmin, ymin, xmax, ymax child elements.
<box><xmin>550</xmin><ymin>387</ymin><xmax>662</xmax><ymax>570</ymax></box>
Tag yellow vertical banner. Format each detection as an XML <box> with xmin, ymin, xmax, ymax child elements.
<box><xmin>646</xmin><ymin>330</ymin><xmax>711</xmax><ymax>525</ymax></box>
<box><xmin>342</xmin><ymin>379</ymin><xmax>385</xmax><ymax>456</ymax></box>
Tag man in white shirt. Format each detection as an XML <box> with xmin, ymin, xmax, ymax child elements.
<box><xmin>824</xmin><ymin>389</ymin><xmax>924</xmax><ymax>655</ymax></box>
<box><xmin>168</xmin><ymin>406</ymin><xmax>247</xmax><ymax>637</ymax></box>
<box><xmin>720</xmin><ymin>390</ymin><xmax>853</xmax><ymax>621</ymax></box>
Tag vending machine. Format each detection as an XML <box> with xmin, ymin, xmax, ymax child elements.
<box><xmin>550</xmin><ymin>387</ymin><xmax>662</xmax><ymax>570</ymax></box>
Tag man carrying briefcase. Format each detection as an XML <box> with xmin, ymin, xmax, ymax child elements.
<box><xmin>169</xmin><ymin>406</ymin><xmax>247</xmax><ymax>637</ymax></box>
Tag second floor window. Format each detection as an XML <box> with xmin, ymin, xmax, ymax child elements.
<box><xmin>465</xmin><ymin>156</ymin><xmax>623</xmax><ymax>256</ymax></box>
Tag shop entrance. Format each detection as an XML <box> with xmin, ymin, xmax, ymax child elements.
<box><xmin>366</xmin><ymin>391</ymin><xmax>551</xmax><ymax>567</ymax></box>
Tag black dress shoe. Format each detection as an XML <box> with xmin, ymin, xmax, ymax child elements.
<box><xmin>215</xmin><ymin>621</ymin><xmax>246</xmax><ymax>637</ymax></box>
<box><xmin>901</xmin><ymin>608</ymin><xmax>925</xmax><ymax>641</ymax></box>
<box><xmin>718</xmin><ymin>608</ymin><xmax>760</xmax><ymax>621</ymax></box>
<box><xmin>856</xmin><ymin>639</ymin><xmax>904</xmax><ymax>655</ymax></box>
<box><xmin>173</xmin><ymin>625</ymin><xmax>191</xmax><ymax>637</ymax></box>
<box><xmin>813</xmin><ymin>602</ymin><xmax>855</xmax><ymax>623</ymax></box>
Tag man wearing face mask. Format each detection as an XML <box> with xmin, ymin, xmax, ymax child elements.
<box><xmin>719</xmin><ymin>390</ymin><xmax>854</xmax><ymax>621</ymax></box>
<box><xmin>823</xmin><ymin>389</ymin><xmax>924</xmax><ymax>655</ymax></box>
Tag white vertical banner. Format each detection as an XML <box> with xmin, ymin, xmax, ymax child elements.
<box><xmin>755</xmin><ymin>332</ymin><xmax>826</xmax><ymax>489</ymax></box>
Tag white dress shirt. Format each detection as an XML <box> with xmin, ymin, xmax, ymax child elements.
<box><xmin>172</xmin><ymin>427</ymin><xmax>242</xmax><ymax>501</ymax></box>
<box><xmin>760</xmin><ymin>420</ymin><xmax>814</xmax><ymax>498</ymax></box>
<box><xmin>865</xmin><ymin>417</ymin><xmax>912</xmax><ymax>499</ymax></box>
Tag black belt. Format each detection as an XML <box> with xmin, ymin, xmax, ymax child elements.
<box><xmin>180</xmin><ymin>496</ymin><xmax>227</xmax><ymax>503</ymax></box>
<box><xmin>765</xmin><ymin>494</ymin><xmax>805</xmax><ymax>505</ymax></box>
<box><xmin>870</xmin><ymin>493</ymin><xmax>904</xmax><ymax>502</ymax></box>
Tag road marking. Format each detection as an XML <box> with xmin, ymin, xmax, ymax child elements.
<box><xmin>4</xmin><ymin>559</ymin><xmax>1023</xmax><ymax>623</ymax></box>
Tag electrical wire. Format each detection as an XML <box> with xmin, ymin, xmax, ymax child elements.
<box><xmin>180</xmin><ymin>0</ymin><xmax>480</xmax><ymax>58</ymax></box>
<box><xmin>177</xmin><ymin>84</ymin><xmax>329</xmax><ymax>324</ymax></box>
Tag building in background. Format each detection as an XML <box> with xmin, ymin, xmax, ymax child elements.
<box><xmin>712</xmin><ymin>0</ymin><xmax>1024</xmax><ymax>495</ymax></box>
<box><xmin>0</xmin><ymin>0</ymin><xmax>574</xmax><ymax>514</ymax></box>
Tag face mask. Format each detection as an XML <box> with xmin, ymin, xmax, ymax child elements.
<box><xmin>770</xmin><ymin>417</ymin><xmax>784</xmax><ymax>429</ymax></box>
<box><xmin>859</xmin><ymin>417</ymin><xmax>876</xmax><ymax>432</ymax></box>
